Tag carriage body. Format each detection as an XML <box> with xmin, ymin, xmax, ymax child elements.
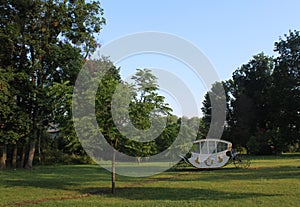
<box><xmin>188</xmin><ymin>139</ymin><xmax>233</xmax><ymax>169</ymax></box>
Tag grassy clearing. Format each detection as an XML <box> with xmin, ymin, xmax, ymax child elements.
<box><xmin>0</xmin><ymin>154</ymin><xmax>299</xmax><ymax>207</ymax></box>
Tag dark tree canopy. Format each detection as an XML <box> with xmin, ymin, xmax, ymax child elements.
<box><xmin>202</xmin><ymin>32</ymin><xmax>300</xmax><ymax>154</ymax></box>
<box><xmin>0</xmin><ymin>0</ymin><xmax>105</xmax><ymax>168</ymax></box>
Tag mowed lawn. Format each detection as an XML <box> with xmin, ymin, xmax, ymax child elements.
<box><xmin>0</xmin><ymin>154</ymin><xmax>299</xmax><ymax>207</ymax></box>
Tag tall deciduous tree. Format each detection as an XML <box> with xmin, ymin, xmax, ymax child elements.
<box><xmin>228</xmin><ymin>53</ymin><xmax>274</xmax><ymax>153</ymax></box>
<box><xmin>0</xmin><ymin>0</ymin><xmax>105</xmax><ymax>168</ymax></box>
<box><xmin>271</xmin><ymin>30</ymin><xmax>300</xmax><ymax>152</ymax></box>
<box><xmin>96</xmin><ymin>68</ymin><xmax>172</xmax><ymax>193</ymax></box>
<box><xmin>202</xmin><ymin>31</ymin><xmax>300</xmax><ymax>154</ymax></box>
<box><xmin>124</xmin><ymin>69</ymin><xmax>172</xmax><ymax>160</ymax></box>
<box><xmin>201</xmin><ymin>81</ymin><xmax>228</xmax><ymax>140</ymax></box>
<box><xmin>94</xmin><ymin>59</ymin><xmax>121</xmax><ymax>194</ymax></box>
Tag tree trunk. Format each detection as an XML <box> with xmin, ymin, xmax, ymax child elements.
<box><xmin>20</xmin><ymin>145</ymin><xmax>26</xmax><ymax>168</ymax></box>
<box><xmin>111</xmin><ymin>149</ymin><xmax>116</xmax><ymax>194</ymax></box>
<box><xmin>0</xmin><ymin>145</ymin><xmax>7</xmax><ymax>169</ymax></box>
<box><xmin>136</xmin><ymin>157</ymin><xmax>141</xmax><ymax>165</ymax></box>
<box><xmin>11</xmin><ymin>144</ymin><xmax>18</xmax><ymax>170</ymax></box>
<box><xmin>25</xmin><ymin>142</ymin><xmax>35</xmax><ymax>169</ymax></box>
<box><xmin>38</xmin><ymin>134</ymin><xmax>41</xmax><ymax>164</ymax></box>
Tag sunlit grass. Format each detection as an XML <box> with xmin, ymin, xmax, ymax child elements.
<box><xmin>0</xmin><ymin>154</ymin><xmax>299</xmax><ymax>207</ymax></box>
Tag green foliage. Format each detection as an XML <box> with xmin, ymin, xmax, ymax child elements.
<box><xmin>0</xmin><ymin>67</ymin><xmax>31</xmax><ymax>145</ymax></box>
<box><xmin>117</xmin><ymin>69</ymin><xmax>173</xmax><ymax>160</ymax></box>
<box><xmin>94</xmin><ymin>58</ymin><xmax>122</xmax><ymax>147</ymax></box>
<box><xmin>228</xmin><ymin>53</ymin><xmax>274</xmax><ymax>149</ymax></box>
<box><xmin>270</xmin><ymin>30</ymin><xmax>300</xmax><ymax>152</ymax></box>
<box><xmin>129</xmin><ymin>69</ymin><xmax>172</xmax><ymax>129</ymax></box>
<box><xmin>201</xmin><ymin>31</ymin><xmax>300</xmax><ymax>155</ymax></box>
<box><xmin>1</xmin><ymin>0</ymin><xmax>299</xmax><ymax>164</ymax></box>
<box><xmin>219</xmin><ymin>32</ymin><xmax>300</xmax><ymax>154</ymax></box>
<box><xmin>43</xmin><ymin>149</ymin><xmax>92</xmax><ymax>164</ymax></box>
<box><xmin>0</xmin><ymin>0</ymin><xmax>105</xmax><ymax>168</ymax></box>
<box><xmin>93</xmin><ymin>67</ymin><xmax>176</xmax><ymax>161</ymax></box>
<box><xmin>246</xmin><ymin>135</ymin><xmax>273</xmax><ymax>155</ymax></box>
<box><xmin>201</xmin><ymin>81</ymin><xmax>227</xmax><ymax>139</ymax></box>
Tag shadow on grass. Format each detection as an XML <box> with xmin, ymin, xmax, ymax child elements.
<box><xmin>2</xmin><ymin>165</ymin><xmax>149</xmax><ymax>191</ymax></box>
<box><xmin>1</xmin><ymin>165</ymin><xmax>111</xmax><ymax>190</ymax></box>
<box><xmin>168</xmin><ymin>166</ymin><xmax>300</xmax><ymax>181</ymax></box>
<box><xmin>2</xmin><ymin>162</ymin><xmax>299</xmax><ymax>197</ymax></box>
<box><xmin>82</xmin><ymin>186</ymin><xmax>280</xmax><ymax>201</ymax></box>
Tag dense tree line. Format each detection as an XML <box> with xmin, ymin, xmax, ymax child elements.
<box><xmin>202</xmin><ymin>30</ymin><xmax>300</xmax><ymax>155</ymax></box>
<box><xmin>1</xmin><ymin>1</ymin><xmax>299</xmax><ymax>170</ymax></box>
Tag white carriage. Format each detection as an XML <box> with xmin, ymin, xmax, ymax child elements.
<box><xmin>187</xmin><ymin>139</ymin><xmax>250</xmax><ymax>169</ymax></box>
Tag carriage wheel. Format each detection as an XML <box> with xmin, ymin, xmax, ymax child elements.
<box><xmin>233</xmin><ymin>154</ymin><xmax>250</xmax><ymax>169</ymax></box>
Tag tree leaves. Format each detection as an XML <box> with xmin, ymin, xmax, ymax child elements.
<box><xmin>201</xmin><ymin>32</ymin><xmax>300</xmax><ymax>154</ymax></box>
<box><xmin>0</xmin><ymin>0</ymin><xmax>105</xmax><ymax>167</ymax></box>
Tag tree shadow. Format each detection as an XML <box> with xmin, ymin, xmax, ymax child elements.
<box><xmin>2</xmin><ymin>165</ymin><xmax>111</xmax><ymax>190</ymax></box>
<box><xmin>168</xmin><ymin>166</ymin><xmax>300</xmax><ymax>181</ymax></box>
<box><xmin>82</xmin><ymin>186</ymin><xmax>280</xmax><ymax>201</ymax></box>
<box><xmin>2</xmin><ymin>165</ymin><xmax>151</xmax><ymax>191</ymax></box>
<box><xmin>2</xmin><ymin>164</ymin><xmax>299</xmax><ymax>199</ymax></box>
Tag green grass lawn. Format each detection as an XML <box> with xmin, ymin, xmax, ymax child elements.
<box><xmin>0</xmin><ymin>154</ymin><xmax>299</xmax><ymax>207</ymax></box>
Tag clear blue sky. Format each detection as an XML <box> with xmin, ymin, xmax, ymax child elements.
<box><xmin>95</xmin><ymin>0</ymin><xmax>300</xmax><ymax>117</ymax></box>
